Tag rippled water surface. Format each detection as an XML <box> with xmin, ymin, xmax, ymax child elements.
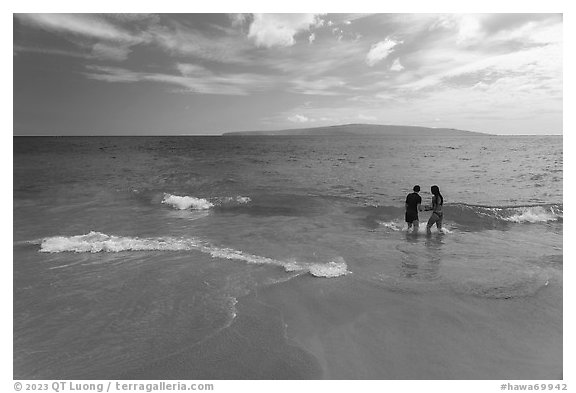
<box><xmin>13</xmin><ymin>135</ymin><xmax>562</xmax><ymax>379</ymax></box>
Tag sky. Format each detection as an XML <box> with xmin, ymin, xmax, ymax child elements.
<box><xmin>13</xmin><ymin>13</ymin><xmax>563</xmax><ymax>135</ymax></box>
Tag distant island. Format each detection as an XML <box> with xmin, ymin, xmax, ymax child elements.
<box><xmin>222</xmin><ymin>123</ymin><xmax>491</xmax><ymax>137</ymax></box>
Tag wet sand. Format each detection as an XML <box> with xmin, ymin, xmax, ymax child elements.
<box><xmin>120</xmin><ymin>272</ymin><xmax>562</xmax><ymax>380</ymax></box>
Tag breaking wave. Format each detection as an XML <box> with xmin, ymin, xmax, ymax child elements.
<box><xmin>35</xmin><ymin>231</ymin><xmax>348</xmax><ymax>278</ymax></box>
<box><xmin>448</xmin><ymin>203</ymin><xmax>562</xmax><ymax>228</ymax></box>
<box><xmin>373</xmin><ymin>203</ymin><xmax>562</xmax><ymax>232</ymax></box>
<box><xmin>161</xmin><ymin>193</ymin><xmax>251</xmax><ymax>210</ymax></box>
<box><xmin>502</xmin><ymin>206</ymin><xmax>562</xmax><ymax>223</ymax></box>
<box><xmin>162</xmin><ymin>194</ymin><xmax>213</xmax><ymax>210</ymax></box>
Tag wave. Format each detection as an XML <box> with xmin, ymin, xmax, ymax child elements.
<box><xmin>371</xmin><ymin>203</ymin><xmax>562</xmax><ymax>232</ymax></box>
<box><xmin>162</xmin><ymin>194</ymin><xmax>213</xmax><ymax>210</ymax></box>
<box><xmin>35</xmin><ymin>231</ymin><xmax>348</xmax><ymax>278</ymax></box>
<box><xmin>448</xmin><ymin>203</ymin><xmax>562</xmax><ymax>228</ymax></box>
<box><xmin>501</xmin><ymin>206</ymin><xmax>562</xmax><ymax>223</ymax></box>
<box><xmin>161</xmin><ymin>193</ymin><xmax>251</xmax><ymax>211</ymax></box>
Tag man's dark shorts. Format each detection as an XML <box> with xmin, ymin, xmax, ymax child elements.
<box><xmin>405</xmin><ymin>211</ymin><xmax>419</xmax><ymax>223</ymax></box>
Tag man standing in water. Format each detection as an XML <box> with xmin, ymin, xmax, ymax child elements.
<box><xmin>405</xmin><ymin>185</ymin><xmax>422</xmax><ymax>233</ymax></box>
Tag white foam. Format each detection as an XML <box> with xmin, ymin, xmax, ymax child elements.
<box><xmin>504</xmin><ymin>206</ymin><xmax>561</xmax><ymax>223</ymax></box>
<box><xmin>380</xmin><ymin>220</ymin><xmax>404</xmax><ymax>231</ymax></box>
<box><xmin>308</xmin><ymin>257</ymin><xmax>349</xmax><ymax>278</ymax></box>
<box><xmin>380</xmin><ymin>220</ymin><xmax>451</xmax><ymax>234</ymax></box>
<box><xmin>162</xmin><ymin>193</ymin><xmax>214</xmax><ymax>210</ymax></box>
<box><xmin>217</xmin><ymin>196</ymin><xmax>251</xmax><ymax>204</ymax></box>
<box><xmin>39</xmin><ymin>231</ymin><xmax>198</xmax><ymax>253</ymax></box>
<box><xmin>38</xmin><ymin>232</ymin><xmax>349</xmax><ymax>278</ymax></box>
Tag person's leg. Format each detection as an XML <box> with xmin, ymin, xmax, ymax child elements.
<box><xmin>413</xmin><ymin>219</ymin><xmax>419</xmax><ymax>233</ymax></box>
<box><xmin>426</xmin><ymin>215</ymin><xmax>436</xmax><ymax>235</ymax></box>
<box><xmin>436</xmin><ymin>216</ymin><xmax>443</xmax><ymax>231</ymax></box>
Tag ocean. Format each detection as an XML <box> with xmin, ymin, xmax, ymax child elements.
<box><xmin>13</xmin><ymin>134</ymin><xmax>563</xmax><ymax>379</ymax></box>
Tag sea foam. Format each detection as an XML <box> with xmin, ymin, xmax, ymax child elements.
<box><xmin>162</xmin><ymin>194</ymin><xmax>214</xmax><ymax>210</ymax></box>
<box><xmin>379</xmin><ymin>220</ymin><xmax>452</xmax><ymax>234</ymax></box>
<box><xmin>39</xmin><ymin>232</ymin><xmax>198</xmax><ymax>253</ymax></box>
<box><xmin>38</xmin><ymin>232</ymin><xmax>348</xmax><ymax>278</ymax></box>
<box><xmin>214</xmin><ymin>196</ymin><xmax>252</xmax><ymax>205</ymax></box>
<box><xmin>503</xmin><ymin>206</ymin><xmax>562</xmax><ymax>223</ymax></box>
<box><xmin>161</xmin><ymin>194</ymin><xmax>251</xmax><ymax>210</ymax></box>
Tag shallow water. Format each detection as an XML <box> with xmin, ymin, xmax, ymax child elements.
<box><xmin>13</xmin><ymin>135</ymin><xmax>562</xmax><ymax>379</ymax></box>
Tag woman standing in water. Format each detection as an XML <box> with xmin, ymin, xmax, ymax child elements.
<box><xmin>426</xmin><ymin>185</ymin><xmax>443</xmax><ymax>234</ymax></box>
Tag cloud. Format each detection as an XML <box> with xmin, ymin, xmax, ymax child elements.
<box><xmin>309</xmin><ymin>33</ymin><xmax>316</xmax><ymax>44</ymax></box>
<box><xmin>91</xmin><ymin>42</ymin><xmax>132</xmax><ymax>61</ymax></box>
<box><xmin>390</xmin><ymin>58</ymin><xmax>404</xmax><ymax>72</ymax></box>
<box><xmin>15</xmin><ymin>13</ymin><xmax>140</xmax><ymax>43</ymax></box>
<box><xmin>398</xmin><ymin>40</ymin><xmax>561</xmax><ymax>93</ymax></box>
<box><xmin>264</xmin><ymin>38</ymin><xmax>366</xmax><ymax>77</ymax></box>
<box><xmin>14</xmin><ymin>13</ymin><xmax>149</xmax><ymax>64</ymax></box>
<box><xmin>289</xmin><ymin>77</ymin><xmax>346</xmax><ymax>96</ymax></box>
<box><xmin>456</xmin><ymin>15</ymin><xmax>482</xmax><ymax>44</ymax></box>
<box><xmin>366</xmin><ymin>38</ymin><xmax>402</xmax><ymax>66</ymax></box>
<box><xmin>176</xmin><ymin>63</ymin><xmax>210</xmax><ymax>77</ymax></box>
<box><xmin>84</xmin><ymin>66</ymin><xmax>140</xmax><ymax>83</ymax></box>
<box><xmin>150</xmin><ymin>23</ymin><xmax>251</xmax><ymax>64</ymax></box>
<box><xmin>248</xmin><ymin>14</ymin><xmax>321</xmax><ymax>48</ymax></box>
<box><xmin>428</xmin><ymin>14</ymin><xmax>483</xmax><ymax>44</ymax></box>
<box><xmin>358</xmin><ymin>114</ymin><xmax>377</xmax><ymax>121</ymax></box>
<box><xmin>14</xmin><ymin>44</ymin><xmax>93</xmax><ymax>59</ymax></box>
<box><xmin>229</xmin><ymin>13</ymin><xmax>252</xmax><ymax>28</ymax></box>
<box><xmin>288</xmin><ymin>114</ymin><xmax>310</xmax><ymax>123</ymax></box>
<box><xmin>84</xmin><ymin>64</ymin><xmax>272</xmax><ymax>96</ymax></box>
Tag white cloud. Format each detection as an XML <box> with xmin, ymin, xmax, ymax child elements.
<box><xmin>358</xmin><ymin>114</ymin><xmax>377</xmax><ymax>121</ymax></box>
<box><xmin>15</xmin><ymin>14</ymin><xmax>140</xmax><ymax>43</ymax></box>
<box><xmin>456</xmin><ymin>15</ymin><xmax>482</xmax><ymax>44</ymax></box>
<box><xmin>290</xmin><ymin>77</ymin><xmax>346</xmax><ymax>96</ymax></box>
<box><xmin>366</xmin><ymin>38</ymin><xmax>402</xmax><ymax>67</ymax></box>
<box><xmin>229</xmin><ymin>13</ymin><xmax>251</xmax><ymax>27</ymax></box>
<box><xmin>248</xmin><ymin>14</ymin><xmax>321</xmax><ymax>48</ymax></box>
<box><xmin>402</xmin><ymin>42</ymin><xmax>561</xmax><ymax>92</ymax></box>
<box><xmin>150</xmin><ymin>23</ymin><xmax>251</xmax><ymax>64</ymax></box>
<box><xmin>390</xmin><ymin>58</ymin><xmax>404</xmax><ymax>72</ymax></box>
<box><xmin>177</xmin><ymin>63</ymin><xmax>209</xmax><ymax>77</ymax></box>
<box><xmin>309</xmin><ymin>33</ymin><xmax>316</xmax><ymax>44</ymax></box>
<box><xmin>288</xmin><ymin>114</ymin><xmax>310</xmax><ymax>123</ymax></box>
<box><xmin>492</xmin><ymin>19</ymin><xmax>562</xmax><ymax>45</ymax></box>
<box><xmin>314</xmin><ymin>19</ymin><xmax>326</xmax><ymax>28</ymax></box>
<box><xmin>429</xmin><ymin>14</ymin><xmax>484</xmax><ymax>44</ymax></box>
<box><xmin>84</xmin><ymin>65</ymin><xmax>272</xmax><ymax>96</ymax></box>
<box><xmin>84</xmin><ymin>66</ymin><xmax>140</xmax><ymax>83</ymax></box>
<box><xmin>14</xmin><ymin>44</ymin><xmax>92</xmax><ymax>59</ymax></box>
<box><xmin>91</xmin><ymin>42</ymin><xmax>132</xmax><ymax>61</ymax></box>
